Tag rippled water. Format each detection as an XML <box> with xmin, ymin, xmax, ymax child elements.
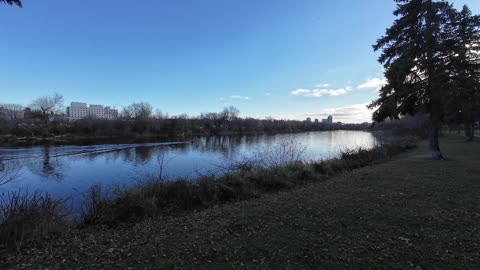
<box><xmin>0</xmin><ymin>131</ymin><xmax>380</xmax><ymax>204</ymax></box>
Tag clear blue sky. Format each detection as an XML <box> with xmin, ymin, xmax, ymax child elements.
<box><xmin>1</xmin><ymin>0</ymin><xmax>479</xmax><ymax>123</ymax></box>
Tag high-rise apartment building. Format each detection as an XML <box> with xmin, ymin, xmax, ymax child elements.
<box><xmin>321</xmin><ymin>115</ymin><xmax>333</xmax><ymax>124</ymax></box>
<box><xmin>67</xmin><ymin>102</ymin><xmax>118</xmax><ymax>120</ymax></box>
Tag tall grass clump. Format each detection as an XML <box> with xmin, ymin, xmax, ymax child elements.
<box><xmin>81</xmin><ymin>179</ymin><xmax>218</xmax><ymax>225</ymax></box>
<box><xmin>0</xmin><ymin>191</ymin><xmax>67</xmax><ymax>252</ymax></box>
<box><xmin>248</xmin><ymin>138</ymin><xmax>307</xmax><ymax>168</ymax></box>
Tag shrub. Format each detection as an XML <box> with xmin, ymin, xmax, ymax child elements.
<box><xmin>249</xmin><ymin>138</ymin><xmax>307</xmax><ymax>168</ymax></box>
<box><xmin>312</xmin><ymin>161</ymin><xmax>334</xmax><ymax>175</ymax></box>
<box><xmin>253</xmin><ymin>167</ymin><xmax>293</xmax><ymax>192</ymax></box>
<box><xmin>196</xmin><ymin>177</ymin><xmax>218</xmax><ymax>207</ymax></box>
<box><xmin>163</xmin><ymin>180</ymin><xmax>198</xmax><ymax>210</ymax></box>
<box><xmin>0</xmin><ymin>191</ymin><xmax>66</xmax><ymax>252</ymax></box>
<box><xmin>218</xmin><ymin>173</ymin><xmax>256</xmax><ymax>201</ymax></box>
<box><xmin>81</xmin><ymin>185</ymin><xmax>116</xmax><ymax>225</ymax></box>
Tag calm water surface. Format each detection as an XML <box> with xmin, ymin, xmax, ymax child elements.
<box><xmin>0</xmin><ymin>131</ymin><xmax>380</xmax><ymax>204</ymax></box>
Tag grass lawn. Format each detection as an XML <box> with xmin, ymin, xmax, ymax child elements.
<box><xmin>3</xmin><ymin>135</ymin><xmax>480</xmax><ymax>269</ymax></box>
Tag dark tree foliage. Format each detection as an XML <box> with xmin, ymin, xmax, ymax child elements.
<box><xmin>0</xmin><ymin>0</ymin><xmax>22</xmax><ymax>7</ymax></box>
<box><xmin>443</xmin><ymin>6</ymin><xmax>480</xmax><ymax>141</ymax></box>
<box><xmin>369</xmin><ymin>0</ymin><xmax>480</xmax><ymax>159</ymax></box>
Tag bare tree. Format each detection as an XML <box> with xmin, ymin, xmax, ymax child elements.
<box><xmin>0</xmin><ymin>104</ymin><xmax>24</xmax><ymax>112</ymax></box>
<box><xmin>250</xmin><ymin>138</ymin><xmax>306</xmax><ymax>168</ymax></box>
<box><xmin>156</xmin><ymin>150</ymin><xmax>169</xmax><ymax>181</ymax></box>
<box><xmin>122</xmin><ymin>102</ymin><xmax>153</xmax><ymax>119</ymax></box>
<box><xmin>222</xmin><ymin>106</ymin><xmax>240</xmax><ymax>121</ymax></box>
<box><xmin>0</xmin><ymin>0</ymin><xmax>22</xmax><ymax>7</ymax></box>
<box><xmin>217</xmin><ymin>106</ymin><xmax>240</xmax><ymax>130</ymax></box>
<box><xmin>31</xmin><ymin>93</ymin><xmax>64</xmax><ymax>127</ymax></box>
<box><xmin>200</xmin><ymin>112</ymin><xmax>222</xmax><ymax>130</ymax></box>
<box><xmin>0</xmin><ymin>104</ymin><xmax>24</xmax><ymax>120</ymax></box>
<box><xmin>154</xmin><ymin>109</ymin><xmax>167</xmax><ymax>119</ymax></box>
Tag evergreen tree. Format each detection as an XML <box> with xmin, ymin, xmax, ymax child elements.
<box><xmin>369</xmin><ymin>0</ymin><xmax>454</xmax><ymax>159</ymax></box>
<box><xmin>0</xmin><ymin>0</ymin><xmax>22</xmax><ymax>7</ymax></box>
<box><xmin>444</xmin><ymin>6</ymin><xmax>480</xmax><ymax>141</ymax></box>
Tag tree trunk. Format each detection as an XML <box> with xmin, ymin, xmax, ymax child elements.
<box><xmin>429</xmin><ymin>120</ymin><xmax>443</xmax><ymax>160</ymax></box>
<box><xmin>471</xmin><ymin>122</ymin><xmax>475</xmax><ymax>140</ymax></box>
<box><xmin>464</xmin><ymin>123</ymin><xmax>472</xmax><ymax>141</ymax></box>
<box><xmin>464</xmin><ymin>122</ymin><xmax>474</xmax><ymax>141</ymax></box>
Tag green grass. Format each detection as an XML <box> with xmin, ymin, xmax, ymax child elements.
<box><xmin>2</xmin><ymin>135</ymin><xmax>480</xmax><ymax>269</ymax></box>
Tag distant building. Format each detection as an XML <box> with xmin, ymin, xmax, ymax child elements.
<box><xmin>0</xmin><ymin>107</ymin><xmax>24</xmax><ymax>120</ymax></box>
<box><xmin>67</xmin><ymin>102</ymin><xmax>118</xmax><ymax>120</ymax></box>
<box><xmin>321</xmin><ymin>115</ymin><xmax>333</xmax><ymax>124</ymax></box>
<box><xmin>306</xmin><ymin>117</ymin><xmax>312</xmax><ymax>122</ymax></box>
<box><xmin>104</xmin><ymin>107</ymin><xmax>118</xmax><ymax>119</ymax></box>
<box><xmin>314</xmin><ymin>118</ymin><xmax>319</xmax><ymax>123</ymax></box>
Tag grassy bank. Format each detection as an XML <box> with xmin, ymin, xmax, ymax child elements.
<box><xmin>3</xmin><ymin>135</ymin><xmax>479</xmax><ymax>269</ymax></box>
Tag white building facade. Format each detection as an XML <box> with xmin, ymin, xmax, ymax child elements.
<box><xmin>67</xmin><ymin>102</ymin><xmax>118</xmax><ymax>120</ymax></box>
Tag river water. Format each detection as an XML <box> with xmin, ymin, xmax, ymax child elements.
<box><xmin>0</xmin><ymin>131</ymin><xmax>380</xmax><ymax>204</ymax></box>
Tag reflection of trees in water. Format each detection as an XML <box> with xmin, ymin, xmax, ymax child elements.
<box><xmin>25</xmin><ymin>146</ymin><xmax>66</xmax><ymax>180</ymax></box>
<box><xmin>83</xmin><ymin>143</ymin><xmax>191</xmax><ymax>166</ymax></box>
<box><xmin>30</xmin><ymin>136</ymin><xmax>280</xmax><ymax>170</ymax></box>
<box><xmin>135</xmin><ymin>146</ymin><xmax>152</xmax><ymax>164</ymax></box>
<box><xmin>101</xmin><ymin>148</ymin><xmax>122</xmax><ymax>164</ymax></box>
<box><xmin>244</xmin><ymin>134</ymin><xmax>267</xmax><ymax>145</ymax></box>
<box><xmin>155</xmin><ymin>144</ymin><xmax>190</xmax><ymax>156</ymax></box>
<box><xmin>0</xmin><ymin>159</ymin><xmax>22</xmax><ymax>187</ymax></box>
<box><xmin>120</xmin><ymin>148</ymin><xmax>134</xmax><ymax>163</ymax></box>
<box><xmin>191</xmin><ymin>134</ymin><xmax>269</xmax><ymax>158</ymax></box>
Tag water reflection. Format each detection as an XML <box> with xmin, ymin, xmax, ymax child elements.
<box><xmin>0</xmin><ymin>131</ymin><xmax>381</xmax><ymax>203</ymax></box>
<box><xmin>23</xmin><ymin>146</ymin><xmax>66</xmax><ymax>180</ymax></box>
<box><xmin>0</xmin><ymin>159</ymin><xmax>22</xmax><ymax>187</ymax></box>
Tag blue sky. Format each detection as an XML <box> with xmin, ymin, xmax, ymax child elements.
<box><xmin>1</xmin><ymin>0</ymin><xmax>479</xmax><ymax>123</ymax></box>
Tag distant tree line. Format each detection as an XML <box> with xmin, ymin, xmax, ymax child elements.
<box><xmin>370</xmin><ymin>0</ymin><xmax>480</xmax><ymax>159</ymax></box>
<box><xmin>0</xmin><ymin>94</ymin><xmax>377</xmax><ymax>143</ymax></box>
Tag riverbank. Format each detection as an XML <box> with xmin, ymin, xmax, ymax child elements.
<box><xmin>2</xmin><ymin>135</ymin><xmax>479</xmax><ymax>269</ymax></box>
